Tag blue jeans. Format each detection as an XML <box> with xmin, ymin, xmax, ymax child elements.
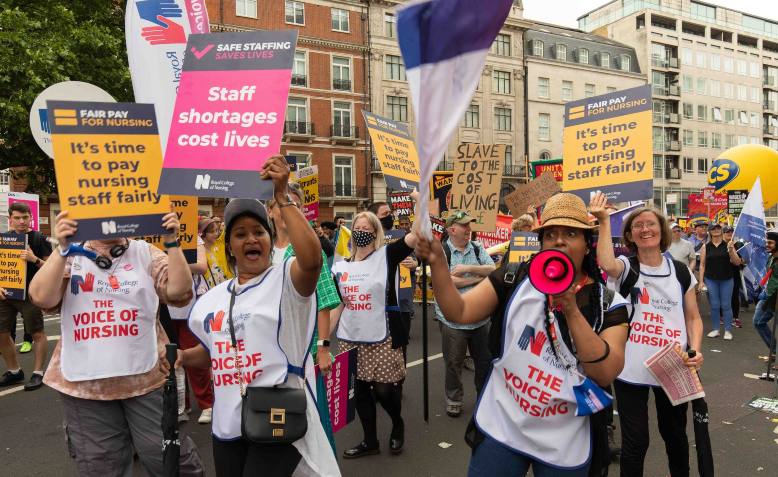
<box><xmin>753</xmin><ymin>298</ymin><xmax>776</xmax><ymax>351</ymax></box>
<box><xmin>704</xmin><ymin>278</ymin><xmax>734</xmax><ymax>332</ymax></box>
<box><xmin>468</xmin><ymin>435</ymin><xmax>589</xmax><ymax>477</ymax></box>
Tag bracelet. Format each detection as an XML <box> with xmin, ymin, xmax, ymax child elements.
<box><xmin>581</xmin><ymin>339</ymin><xmax>610</xmax><ymax>364</ymax></box>
<box><xmin>163</xmin><ymin>240</ymin><xmax>180</xmax><ymax>249</ymax></box>
<box><xmin>317</xmin><ymin>339</ymin><xmax>330</xmax><ymax>348</ymax></box>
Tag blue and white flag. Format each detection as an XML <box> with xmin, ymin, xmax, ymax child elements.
<box><xmin>397</xmin><ymin>0</ymin><xmax>513</xmax><ymax>236</ymax></box>
<box><xmin>733</xmin><ymin>177</ymin><xmax>768</xmax><ymax>301</ymax></box>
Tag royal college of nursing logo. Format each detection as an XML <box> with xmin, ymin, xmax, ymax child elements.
<box><xmin>136</xmin><ymin>1</ymin><xmax>187</xmax><ymax>45</ymax></box>
<box><xmin>204</xmin><ymin>310</ymin><xmax>226</xmax><ymax>334</ymax></box>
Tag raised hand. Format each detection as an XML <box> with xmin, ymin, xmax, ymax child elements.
<box><xmin>262</xmin><ymin>155</ymin><xmax>292</xmax><ymax>198</ymax></box>
<box><xmin>588</xmin><ymin>192</ymin><xmax>609</xmax><ymax>222</ymax></box>
<box><xmin>162</xmin><ymin>203</ymin><xmax>181</xmax><ymax>243</ymax></box>
<box><xmin>136</xmin><ymin>0</ymin><xmax>183</xmax><ymax>26</ymax></box>
<box><xmin>54</xmin><ymin>211</ymin><xmax>78</xmax><ymax>250</ymax></box>
<box><xmin>141</xmin><ymin>16</ymin><xmax>186</xmax><ymax>45</ymax></box>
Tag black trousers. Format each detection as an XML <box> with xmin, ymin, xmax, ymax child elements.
<box><xmin>614</xmin><ymin>380</ymin><xmax>689</xmax><ymax>477</ymax></box>
<box><xmin>354</xmin><ymin>379</ymin><xmax>403</xmax><ymax>447</ymax></box>
<box><xmin>212</xmin><ymin>437</ymin><xmax>301</xmax><ymax>477</ymax></box>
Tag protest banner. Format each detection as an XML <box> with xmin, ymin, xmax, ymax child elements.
<box><xmin>0</xmin><ymin>233</ymin><xmax>27</xmax><ymax>300</ymax></box>
<box><xmin>608</xmin><ymin>203</ymin><xmax>643</xmax><ymax>237</ymax></box>
<box><xmin>475</xmin><ymin>214</ymin><xmax>513</xmax><ymax>250</ymax></box>
<box><xmin>126</xmin><ymin>0</ymin><xmax>209</xmax><ymax>149</ymax></box>
<box><xmin>6</xmin><ymin>192</ymin><xmax>40</xmax><ymax>231</ymax></box>
<box><xmin>430</xmin><ymin>171</ymin><xmax>453</xmax><ymax>216</ymax></box>
<box><xmin>285</xmin><ymin>155</ymin><xmax>299</xmax><ymax>180</ymax></box>
<box><xmin>727</xmin><ymin>190</ymin><xmax>748</xmax><ymax>216</ymax></box>
<box><xmin>297</xmin><ymin>166</ymin><xmax>319</xmax><ymax>221</ymax></box>
<box><xmin>503</xmin><ymin>171</ymin><xmax>561</xmax><ymax>218</ymax></box>
<box><xmin>363</xmin><ymin>111</ymin><xmax>420</xmax><ymax>191</ymax></box>
<box><xmin>688</xmin><ymin>191</ymin><xmax>728</xmax><ymax>224</ymax></box>
<box><xmin>139</xmin><ymin>196</ymin><xmax>198</xmax><ymax>263</ymax></box>
<box><xmin>530</xmin><ymin>158</ymin><xmax>563</xmax><ymax>182</ymax></box>
<box><xmin>450</xmin><ymin>144</ymin><xmax>505</xmax><ymax>232</ymax></box>
<box><xmin>48</xmin><ymin>101</ymin><xmax>169</xmax><ymax>240</ymax></box>
<box><xmin>430</xmin><ymin>216</ymin><xmax>446</xmax><ymax>240</ymax></box>
<box><xmin>563</xmin><ymin>85</ymin><xmax>652</xmax><ymax>202</ymax></box>
<box><xmin>159</xmin><ymin>30</ymin><xmax>298</xmax><ymax>199</ymax></box>
<box><xmin>385</xmin><ymin>230</ymin><xmax>414</xmax><ymax>305</ymax></box>
<box><xmin>505</xmin><ymin>232</ymin><xmax>540</xmax><ymax>264</ymax></box>
<box><xmin>316</xmin><ymin>348</ymin><xmax>357</xmax><ymax>433</ymax></box>
<box><xmin>388</xmin><ymin>191</ymin><xmax>414</xmax><ymax>221</ymax></box>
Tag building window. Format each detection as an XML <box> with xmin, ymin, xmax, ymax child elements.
<box><xmin>493</xmin><ymin>70</ymin><xmax>512</xmax><ymax>94</ymax></box>
<box><xmin>682</xmin><ymin>75</ymin><xmax>693</xmax><ymax>93</ymax></box>
<box><xmin>709</xmin><ymin>80</ymin><xmax>720</xmax><ymax>97</ymax></box>
<box><xmin>683</xmin><ymin>103</ymin><xmax>693</xmax><ymax>119</ymax></box>
<box><xmin>538</xmin><ymin>113</ymin><xmax>550</xmax><ymax>140</ymax></box>
<box><xmin>712</xmin><ymin>106</ymin><xmax>722</xmax><ymax>122</ymax></box>
<box><xmin>724</xmin><ymin>108</ymin><xmax>734</xmax><ymax>124</ymax></box>
<box><xmin>585</xmin><ymin>83</ymin><xmax>595</xmax><ymax>98</ymax></box>
<box><xmin>697</xmin><ymin>157</ymin><xmax>708</xmax><ymax>174</ymax></box>
<box><xmin>724</xmin><ymin>82</ymin><xmax>734</xmax><ymax>99</ymax></box>
<box><xmin>505</xmin><ymin>145</ymin><xmax>513</xmax><ymax>167</ymax></box>
<box><xmin>333</xmin><ymin>101</ymin><xmax>352</xmax><ymax>136</ymax></box>
<box><xmin>493</xmin><ymin>34</ymin><xmax>511</xmax><ymax>56</ymax></box>
<box><xmin>236</xmin><ymin>0</ymin><xmax>257</xmax><ymax>18</ymax></box>
<box><xmin>385</xmin><ymin>55</ymin><xmax>406</xmax><ymax>81</ymax></box>
<box><xmin>710</xmin><ymin>54</ymin><xmax>720</xmax><ymax>70</ymax></box>
<box><xmin>464</xmin><ymin>104</ymin><xmax>480</xmax><ymax>128</ymax></box>
<box><xmin>697</xmin><ymin>104</ymin><xmax>707</xmax><ymax>121</ymax></box>
<box><xmin>698</xmin><ymin>131</ymin><xmax>708</xmax><ymax>147</ymax></box>
<box><xmin>292</xmin><ymin>51</ymin><xmax>307</xmax><ymax>86</ymax></box>
<box><xmin>562</xmin><ymin>81</ymin><xmax>573</xmax><ymax>101</ymax></box>
<box><xmin>386</xmin><ymin>96</ymin><xmax>408</xmax><ymax>122</ymax></box>
<box><xmin>712</xmin><ymin>132</ymin><xmax>722</xmax><ymax>148</ymax></box>
<box><xmin>579</xmin><ymin>48</ymin><xmax>589</xmax><ymax>64</ymax></box>
<box><xmin>334</xmin><ymin>156</ymin><xmax>353</xmax><ymax>196</ymax></box>
<box><xmin>737</xmin><ymin>84</ymin><xmax>748</xmax><ymax>101</ymax></box>
<box><xmin>751</xmin><ymin>112</ymin><xmax>760</xmax><ymax>128</ymax></box>
<box><xmin>384</xmin><ymin>13</ymin><xmax>396</xmax><ymax>38</ymax></box>
<box><xmin>737</xmin><ymin>59</ymin><xmax>748</xmax><ymax>76</ymax></box>
<box><xmin>750</xmin><ymin>87</ymin><xmax>760</xmax><ymax>103</ymax></box>
<box><xmin>495</xmin><ymin>107</ymin><xmax>512</xmax><ymax>131</ymax></box>
<box><xmin>331</xmin><ymin>8</ymin><xmax>349</xmax><ymax>32</ymax></box>
<box><xmin>739</xmin><ymin>110</ymin><xmax>749</xmax><ymax>125</ymax></box>
<box><xmin>683</xmin><ymin>157</ymin><xmax>695</xmax><ymax>173</ymax></box>
<box><xmin>556</xmin><ymin>44</ymin><xmax>567</xmax><ymax>61</ymax></box>
<box><xmin>532</xmin><ymin>40</ymin><xmax>544</xmax><ymax>57</ymax></box>
<box><xmin>286</xmin><ymin>152</ymin><xmax>311</xmax><ymax>169</ymax></box>
<box><xmin>725</xmin><ymin>134</ymin><xmax>736</xmax><ymax>148</ymax></box>
<box><xmin>332</xmin><ymin>57</ymin><xmax>351</xmax><ymax>91</ymax></box>
<box><xmin>539</xmin><ymin>151</ymin><xmax>551</xmax><ymax>160</ymax></box>
<box><xmin>285</xmin><ymin>1</ymin><xmax>304</xmax><ymax>25</ymax></box>
<box><xmin>751</xmin><ymin>62</ymin><xmax>761</xmax><ymax>78</ymax></box>
<box><xmin>723</xmin><ymin>57</ymin><xmax>733</xmax><ymax>73</ymax></box>
<box><xmin>695</xmin><ymin>51</ymin><xmax>706</xmax><ymax>68</ymax></box>
<box><xmin>537</xmin><ymin>77</ymin><xmax>550</xmax><ymax>99</ymax></box>
<box><xmin>690</xmin><ymin>1</ymin><xmax>716</xmax><ymax>20</ymax></box>
<box><xmin>696</xmin><ymin>78</ymin><xmax>706</xmax><ymax>95</ymax></box>
<box><xmin>620</xmin><ymin>55</ymin><xmax>631</xmax><ymax>71</ymax></box>
<box><xmin>600</xmin><ymin>52</ymin><xmax>610</xmax><ymax>68</ymax></box>
<box><xmin>681</xmin><ymin>48</ymin><xmax>692</xmax><ymax>65</ymax></box>
<box><xmin>286</xmin><ymin>98</ymin><xmax>308</xmax><ymax>133</ymax></box>
<box><xmin>683</xmin><ymin>129</ymin><xmax>694</xmax><ymax>146</ymax></box>
<box><xmin>607</xmin><ymin>86</ymin><xmax>617</xmax><ymax>93</ymax></box>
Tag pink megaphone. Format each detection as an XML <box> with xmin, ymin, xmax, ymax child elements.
<box><xmin>528</xmin><ymin>249</ymin><xmax>575</xmax><ymax>295</ymax></box>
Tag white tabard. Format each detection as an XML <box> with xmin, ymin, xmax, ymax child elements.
<box><xmin>609</xmin><ymin>256</ymin><xmax>690</xmax><ymax>386</ymax></box>
<box><xmin>60</xmin><ymin>240</ymin><xmax>159</xmax><ymax>382</ymax></box>
<box><xmin>475</xmin><ymin>279</ymin><xmax>591</xmax><ymax>469</ymax></box>
<box><xmin>331</xmin><ymin>247</ymin><xmax>390</xmax><ymax>344</ymax></box>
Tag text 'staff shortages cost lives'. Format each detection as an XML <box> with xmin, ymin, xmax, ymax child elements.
<box><xmin>562</xmin><ymin>85</ymin><xmax>653</xmax><ymax>203</ymax></box>
<box><xmin>0</xmin><ymin>233</ymin><xmax>27</xmax><ymax>300</ymax></box>
<box><xmin>48</xmin><ymin>101</ymin><xmax>170</xmax><ymax>241</ymax></box>
<box><xmin>160</xmin><ymin>30</ymin><xmax>297</xmax><ymax>199</ymax></box>
<box><xmin>363</xmin><ymin>111</ymin><xmax>420</xmax><ymax>191</ymax></box>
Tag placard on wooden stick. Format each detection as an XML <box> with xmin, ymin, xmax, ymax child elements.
<box><xmin>504</xmin><ymin>171</ymin><xmax>562</xmax><ymax>217</ymax></box>
<box><xmin>450</xmin><ymin>144</ymin><xmax>505</xmax><ymax>232</ymax></box>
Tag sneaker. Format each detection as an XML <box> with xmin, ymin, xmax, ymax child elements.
<box><xmin>178</xmin><ymin>411</ymin><xmax>189</xmax><ymax>423</ymax></box>
<box><xmin>0</xmin><ymin>370</ymin><xmax>24</xmax><ymax>386</ymax></box>
<box><xmin>463</xmin><ymin>356</ymin><xmax>475</xmax><ymax>371</ymax></box>
<box><xmin>19</xmin><ymin>341</ymin><xmax>32</xmax><ymax>354</ymax></box>
<box><xmin>446</xmin><ymin>403</ymin><xmax>462</xmax><ymax>418</ymax></box>
<box><xmin>198</xmin><ymin>408</ymin><xmax>212</xmax><ymax>424</ymax></box>
<box><xmin>24</xmin><ymin>373</ymin><xmax>43</xmax><ymax>391</ymax></box>
<box><xmin>707</xmin><ymin>330</ymin><xmax>720</xmax><ymax>338</ymax></box>
<box><xmin>734</xmin><ymin>319</ymin><xmax>743</xmax><ymax>329</ymax></box>
<box><xmin>724</xmin><ymin>331</ymin><xmax>733</xmax><ymax>341</ymax></box>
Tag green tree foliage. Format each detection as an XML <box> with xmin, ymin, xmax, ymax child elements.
<box><xmin>0</xmin><ymin>0</ymin><xmax>132</xmax><ymax>192</ymax></box>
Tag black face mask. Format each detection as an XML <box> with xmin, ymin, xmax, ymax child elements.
<box><xmin>380</xmin><ymin>215</ymin><xmax>394</xmax><ymax>231</ymax></box>
<box><xmin>352</xmin><ymin>230</ymin><xmax>377</xmax><ymax>248</ymax></box>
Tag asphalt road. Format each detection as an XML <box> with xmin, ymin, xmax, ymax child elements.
<box><xmin>2</xmin><ymin>299</ymin><xmax>778</xmax><ymax>476</ymax></box>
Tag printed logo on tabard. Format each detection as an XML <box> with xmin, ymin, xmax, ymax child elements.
<box><xmin>517</xmin><ymin>325</ymin><xmax>547</xmax><ymax>357</ymax></box>
<box><xmin>70</xmin><ymin>273</ymin><xmax>95</xmax><ymax>295</ymax></box>
<box><xmin>204</xmin><ymin>310</ymin><xmax>225</xmax><ymax>333</ymax></box>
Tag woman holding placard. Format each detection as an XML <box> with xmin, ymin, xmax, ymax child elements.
<box><xmin>28</xmin><ymin>208</ymin><xmax>204</xmax><ymax>476</ymax></box>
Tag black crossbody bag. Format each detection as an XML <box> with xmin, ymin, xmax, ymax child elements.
<box><xmin>226</xmin><ymin>283</ymin><xmax>308</xmax><ymax>444</ymax></box>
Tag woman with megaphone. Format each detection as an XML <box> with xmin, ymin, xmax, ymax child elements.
<box><xmin>590</xmin><ymin>192</ymin><xmax>704</xmax><ymax>477</ymax></box>
<box><xmin>415</xmin><ymin>193</ymin><xmax>629</xmax><ymax>477</ymax></box>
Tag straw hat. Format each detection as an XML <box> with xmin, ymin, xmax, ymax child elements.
<box><xmin>533</xmin><ymin>193</ymin><xmax>596</xmax><ymax>232</ymax></box>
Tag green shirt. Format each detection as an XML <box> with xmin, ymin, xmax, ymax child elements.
<box><xmin>283</xmin><ymin>246</ymin><xmax>341</xmax><ymax>311</ymax></box>
<box><xmin>767</xmin><ymin>256</ymin><xmax>778</xmax><ymax>297</ymax></box>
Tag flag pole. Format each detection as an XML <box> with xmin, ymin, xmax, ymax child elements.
<box><xmin>421</xmin><ymin>261</ymin><xmax>430</xmax><ymax>423</ymax></box>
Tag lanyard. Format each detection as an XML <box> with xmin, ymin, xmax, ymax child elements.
<box><xmin>543</xmin><ymin>277</ymin><xmax>593</xmax><ymax>379</ymax></box>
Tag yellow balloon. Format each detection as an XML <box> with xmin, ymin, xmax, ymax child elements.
<box><xmin>708</xmin><ymin>144</ymin><xmax>778</xmax><ymax>209</ymax></box>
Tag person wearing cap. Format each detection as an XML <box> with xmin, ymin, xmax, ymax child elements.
<box><xmin>331</xmin><ymin>210</ymin><xmax>419</xmax><ymax>459</ymax></box>
<box><xmin>27</xmin><ymin>207</ymin><xmax>205</xmax><ymax>476</ymax></box>
<box><xmin>722</xmin><ymin>226</ymin><xmax>746</xmax><ymax>328</ymax></box>
<box><xmin>667</xmin><ymin>222</ymin><xmax>696</xmax><ymax>269</ymax></box>
<box><xmin>753</xmin><ymin>229</ymin><xmax>778</xmax><ymax>354</ymax></box>
<box><xmin>181</xmin><ymin>155</ymin><xmax>338</xmax><ymax>476</ymax></box>
<box><xmin>416</xmin><ymin>193</ymin><xmax>629</xmax><ymax>476</ymax></box>
<box><xmin>591</xmin><ymin>193</ymin><xmax>703</xmax><ymax>477</ymax></box>
<box><xmin>435</xmin><ymin>210</ymin><xmax>494</xmax><ymax>418</ymax></box>
<box><xmin>699</xmin><ymin>223</ymin><xmax>742</xmax><ymax>340</ymax></box>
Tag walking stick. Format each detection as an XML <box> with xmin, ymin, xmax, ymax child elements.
<box><xmin>422</xmin><ymin>262</ymin><xmax>429</xmax><ymax>423</ymax></box>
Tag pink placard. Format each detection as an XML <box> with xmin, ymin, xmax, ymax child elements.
<box><xmin>7</xmin><ymin>192</ymin><xmax>40</xmax><ymax>231</ymax></box>
<box><xmin>316</xmin><ymin>348</ymin><xmax>357</xmax><ymax>433</ymax></box>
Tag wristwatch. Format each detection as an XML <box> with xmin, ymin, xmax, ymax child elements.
<box><xmin>277</xmin><ymin>194</ymin><xmax>296</xmax><ymax>208</ymax></box>
<box><xmin>35</xmin><ymin>258</ymin><xmax>42</xmax><ymax>266</ymax></box>
<box><xmin>317</xmin><ymin>339</ymin><xmax>330</xmax><ymax>348</ymax></box>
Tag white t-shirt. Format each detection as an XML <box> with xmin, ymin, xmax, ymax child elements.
<box><xmin>667</xmin><ymin>239</ymin><xmax>695</xmax><ymax>266</ymax></box>
<box><xmin>272</xmin><ymin>245</ymin><xmax>288</xmax><ymax>266</ymax></box>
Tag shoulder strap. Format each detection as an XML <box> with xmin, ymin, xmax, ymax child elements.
<box><xmin>619</xmin><ymin>256</ymin><xmax>641</xmax><ymax>299</ymax></box>
<box><xmin>672</xmin><ymin>259</ymin><xmax>692</xmax><ymax>296</ymax></box>
<box><xmin>443</xmin><ymin>241</ymin><xmax>452</xmax><ymax>265</ymax></box>
<box><xmin>471</xmin><ymin>241</ymin><xmax>484</xmax><ymax>263</ymax></box>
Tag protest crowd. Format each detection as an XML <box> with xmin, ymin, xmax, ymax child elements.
<box><xmin>5</xmin><ymin>1</ymin><xmax>778</xmax><ymax>477</ymax></box>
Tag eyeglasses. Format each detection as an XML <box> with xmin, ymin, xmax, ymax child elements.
<box><xmin>631</xmin><ymin>221</ymin><xmax>659</xmax><ymax>231</ymax></box>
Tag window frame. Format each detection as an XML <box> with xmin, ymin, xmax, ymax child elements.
<box><xmin>331</xmin><ymin>8</ymin><xmax>350</xmax><ymax>32</ymax></box>
<box><xmin>285</xmin><ymin>0</ymin><xmax>305</xmax><ymax>25</ymax></box>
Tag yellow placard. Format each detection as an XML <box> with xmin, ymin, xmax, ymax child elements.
<box><xmin>0</xmin><ymin>233</ymin><xmax>27</xmax><ymax>300</ymax></box>
<box><xmin>297</xmin><ymin>166</ymin><xmax>319</xmax><ymax>221</ymax></box>
<box><xmin>363</xmin><ymin>111</ymin><xmax>420</xmax><ymax>190</ymax></box>
<box><xmin>139</xmin><ymin>196</ymin><xmax>199</xmax><ymax>263</ymax></box>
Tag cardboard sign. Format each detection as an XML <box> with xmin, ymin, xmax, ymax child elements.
<box><xmin>363</xmin><ymin>111</ymin><xmax>420</xmax><ymax>191</ymax></box>
<box><xmin>6</xmin><ymin>192</ymin><xmax>40</xmax><ymax>231</ymax></box>
<box><xmin>0</xmin><ymin>233</ymin><xmax>27</xmax><ymax>300</ymax></box>
<box><xmin>475</xmin><ymin>214</ymin><xmax>514</xmax><ymax>249</ymax></box>
<box><xmin>297</xmin><ymin>166</ymin><xmax>319</xmax><ymax>221</ymax></box>
<box><xmin>430</xmin><ymin>171</ymin><xmax>453</xmax><ymax>215</ymax></box>
<box><xmin>139</xmin><ymin>196</ymin><xmax>199</xmax><ymax>263</ymax></box>
<box><xmin>388</xmin><ymin>191</ymin><xmax>414</xmax><ymax>220</ymax></box>
<box><xmin>504</xmin><ymin>172</ymin><xmax>561</xmax><ymax>218</ymax></box>
<box><xmin>430</xmin><ymin>216</ymin><xmax>446</xmax><ymax>239</ymax></box>
<box><xmin>563</xmin><ymin>85</ymin><xmax>653</xmax><ymax>202</ymax></box>
<box><xmin>450</xmin><ymin>144</ymin><xmax>505</xmax><ymax>232</ymax></box>
<box><xmin>48</xmin><ymin>101</ymin><xmax>169</xmax><ymax>240</ymax></box>
<box><xmin>728</xmin><ymin>190</ymin><xmax>748</xmax><ymax>216</ymax></box>
<box><xmin>316</xmin><ymin>348</ymin><xmax>358</xmax><ymax>433</ymax></box>
<box><xmin>159</xmin><ymin>30</ymin><xmax>298</xmax><ymax>199</ymax></box>
<box><xmin>530</xmin><ymin>159</ymin><xmax>563</xmax><ymax>182</ymax></box>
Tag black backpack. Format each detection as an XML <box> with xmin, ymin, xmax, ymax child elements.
<box><xmin>442</xmin><ymin>240</ymin><xmax>486</xmax><ymax>266</ymax></box>
<box><xmin>618</xmin><ymin>255</ymin><xmax>692</xmax><ymax>323</ymax></box>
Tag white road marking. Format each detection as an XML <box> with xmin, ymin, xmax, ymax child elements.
<box><xmin>0</xmin><ymin>385</ymin><xmax>24</xmax><ymax>397</ymax></box>
<box><xmin>14</xmin><ymin>334</ymin><xmax>60</xmax><ymax>349</ymax></box>
<box><xmin>406</xmin><ymin>353</ymin><xmax>443</xmax><ymax>368</ymax></box>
